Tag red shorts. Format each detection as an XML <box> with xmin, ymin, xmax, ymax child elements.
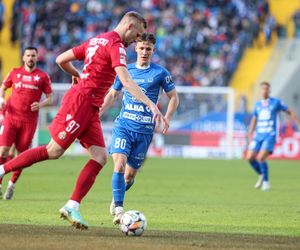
<box><xmin>0</xmin><ymin>115</ymin><xmax>37</xmax><ymax>152</ymax></box>
<box><xmin>49</xmin><ymin>87</ymin><xmax>105</xmax><ymax>150</ymax></box>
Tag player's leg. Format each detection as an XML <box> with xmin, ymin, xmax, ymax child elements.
<box><xmin>60</xmin><ymin>145</ymin><xmax>106</xmax><ymax>230</ymax></box>
<box><xmin>111</xmin><ymin>153</ymin><xmax>127</xmax><ymax>224</ymax></box>
<box><xmin>4</xmin><ymin>121</ymin><xmax>38</xmax><ymax>200</ymax></box>
<box><xmin>0</xmin><ymin>146</ymin><xmax>10</xmax><ymax>197</ymax></box>
<box><xmin>0</xmin><ymin>118</ymin><xmax>16</xmax><ymax>198</ymax></box>
<box><xmin>246</xmin><ymin>139</ymin><xmax>263</xmax><ymax>188</ymax></box>
<box><xmin>109</xmin><ymin>164</ymin><xmax>137</xmax><ymax>216</ymax></box>
<box><xmin>256</xmin><ymin>136</ymin><xmax>275</xmax><ymax>191</ymax></box>
<box><xmin>112</xmin><ymin>131</ymin><xmax>152</xmax><ymax>224</ymax></box>
<box><xmin>257</xmin><ymin>150</ymin><xmax>271</xmax><ymax>191</ymax></box>
<box><xmin>60</xmin><ymin>113</ymin><xmax>106</xmax><ymax>230</ymax></box>
<box><xmin>124</xmin><ymin>165</ymin><xmax>138</xmax><ymax>191</ymax></box>
<box><xmin>109</xmin><ymin>127</ymin><xmax>133</xmax><ymax>223</ymax></box>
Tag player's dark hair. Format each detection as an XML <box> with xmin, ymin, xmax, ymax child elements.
<box><xmin>260</xmin><ymin>81</ymin><xmax>270</xmax><ymax>88</ymax></box>
<box><xmin>122</xmin><ymin>11</ymin><xmax>147</xmax><ymax>29</ymax></box>
<box><xmin>23</xmin><ymin>46</ymin><xmax>38</xmax><ymax>54</ymax></box>
<box><xmin>138</xmin><ymin>33</ymin><xmax>156</xmax><ymax>45</ymax></box>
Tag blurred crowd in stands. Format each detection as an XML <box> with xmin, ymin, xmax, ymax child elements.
<box><xmin>11</xmin><ymin>0</ymin><xmax>273</xmax><ymax>87</ymax></box>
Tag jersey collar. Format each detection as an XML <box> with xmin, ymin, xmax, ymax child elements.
<box><xmin>135</xmin><ymin>64</ymin><xmax>150</xmax><ymax>70</ymax></box>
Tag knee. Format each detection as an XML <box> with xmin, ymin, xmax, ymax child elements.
<box><xmin>114</xmin><ymin>160</ymin><xmax>126</xmax><ymax>173</ymax></box>
<box><xmin>46</xmin><ymin>146</ymin><xmax>64</xmax><ymax>159</ymax></box>
<box><xmin>91</xmin><ymin>152</ymin><xmax>107</xmax><ymax>166</ymax></box>
<box><xmin>256</xmin><ymin>156</ymin><xmax>264</xmax><ymax>163</ymax></box>
<box><xmin>247</xmin><ymin>155</ymin><xmax>255</xmax><ymax>162</ymax></box>
<box><xmin>125</xmin><ymin>173</ymin><xmax>134</xmax><ymax>183</ymax></box>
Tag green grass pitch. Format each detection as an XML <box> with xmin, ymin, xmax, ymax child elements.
<box><xmin>0</xmin><ymin>156</ymin><xmax>299</xmax><ymax>237</ymax></box>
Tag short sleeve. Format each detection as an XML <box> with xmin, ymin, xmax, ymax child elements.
<box><xmin>113</xmin><ymin>76</ymin><xmax>123</xmax><ymax>91</ymax></box>
<box><xmin>110</xmin><ymin>43</ymin><xmax>127</xmax><ymax>68</ymax></box>
<box><xmin>42</xmin><ymin>73</ymin><xmax>52</xmax><ymax>94</ymax></box>
<box><xmin>161</xmin><ymin>69</ymin><xmax>175</xmax><ymax>93</ymax></box>
<box><xmin>72</xmin><ymin>42</ymin><xmax>86</xmax><ymax>61</ymax></box>
<box><xmin>2</xmin><ymin>70</ymin><xmax>15</xmax><ymax>88</ymax></box>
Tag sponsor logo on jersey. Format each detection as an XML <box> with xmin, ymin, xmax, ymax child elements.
<box><xmin>58</xmin><ymin>131</ymin><xmax>67</xmax><ymax>140</ymax></box>
<box><xmin>125</xmin><ymin>104</ymin><xmax>145</xmax><ymax>112</ymax></box>
<box><xmin>66</xmin><ymin>114</ymin><xmax>72</xmax><ymax>121</ymax></box>
<box><xmin>123</xmin><ymin>112</ymin><xmax>151</xmax><ymax>123</ymax></box>
<box><xmin>34</xmin><ymin>75</ymin><xmax>40</xmax><ymax>81</ymax></box>
<box><xmin>22</xmin><ymin>75</ymin><xmax>32</xmax><ymax>82</ymax></box>
<box><xmin>14</xmin><ymin>82</ymin><xmax>39</xmax><ymax>90</ymax></box>
<box><xmin>15</xmin><ymin>82</ymin><xmax>22</xmax><ymax>88</ymax></box>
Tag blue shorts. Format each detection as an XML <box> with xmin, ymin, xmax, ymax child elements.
<box><xmin>248</xmin><ymin>135</ymin><xmax>276</xmax><ymax>153</ymax></box>
<box><xmin>110</xmin><ymin>126</ymin><xmax>153</xmax><ymax>169</ymax></box>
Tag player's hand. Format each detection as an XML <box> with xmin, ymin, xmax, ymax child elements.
<box><xmin>72</xmin><ymin>75</ymin><xmax>80</xmax><ymax>85</ymax></box>
<box><xmin>149</xmin><ymin>103</ymin><xmax>169</xmax><ymax>134</ymax></box>
<box><xmin>0</xmin><ymin>97</ymin><xmax>6</xmax><ymax>109</ymax></box>
<box><xmin>154</xmin><ymin>117</ymin><xmax>170</xmax><ymax>134</ymax></box>
<box><xmin>31</xmin><ymin>102</ymin><xmax>40</xmax><ymax>111</ymax></box>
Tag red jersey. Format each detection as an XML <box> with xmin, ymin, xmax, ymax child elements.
<box><xmin>72</xmin><ymin>31</ymin><xmax>127</xmax><ymax>108</ymax></box>
<box><xmin>3</xmin><ymin>66</ymin><xmax>52</xmax><ymax>122</ymax></box>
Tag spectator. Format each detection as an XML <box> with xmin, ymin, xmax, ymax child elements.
<box><xmin>16</xmin><ymin>0</ymin><xmax>265</xmax><ymax>87</ymax></box>
<box><xmin>0</xmin><ymin>0</ymin><xmax>4</xmax><ymax>40</ymax></box>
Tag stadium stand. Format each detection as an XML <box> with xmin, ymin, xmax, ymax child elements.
<box><xmin>13</xmin><ymin>0</ymin><xmax>266</xmax><ymax>87</ymax></box>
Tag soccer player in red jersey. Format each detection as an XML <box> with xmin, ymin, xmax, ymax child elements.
<box><xmin>0</xmin><ymin>47</ymin><xmax>53</xmax><ymax>200</ymax></box>
<box><xmin>0</xmin><ymin>11</ymin><xmax>167</xmax><ymax>230</ymax></box>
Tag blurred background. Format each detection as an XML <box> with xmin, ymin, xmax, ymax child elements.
<box><xmin>0</xmin><ymin>0</ymin><xmax>299</xmax><ymax>159</ymax></box>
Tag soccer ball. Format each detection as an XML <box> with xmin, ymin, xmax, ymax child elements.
<box><xmin>119</xmin><ymin>210</ymin><xmax>147</xmax><ymax>236</ymax></box>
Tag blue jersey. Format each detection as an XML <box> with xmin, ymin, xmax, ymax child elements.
<box><xmin>113</xmin><ymin>62</ymin><xmax>175</xmax><ymax>134</ymax></box>
<box><xmin>253</xmin><ymin>97</ymin><xmax>288</xmax><ymax>139</ymax></box>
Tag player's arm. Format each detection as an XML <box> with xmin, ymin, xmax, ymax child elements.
<box><xmin>100</xmin><ymin>89</ymin><xmax>120</xmax><ymax>116</ymax></box>
<box><xmin>56</xmin><ymin>49</ymin><xmax>81</xmax><ymax>84</ymax></box>
<box><xmin>247</xmin><ymin>116</ymin><xmax>257</xmax><ymax>143</ymax></box>
<box><xmin>31</xmin><ymin>93</ymin><xmax>53</xmax><ymax>112</ymax></box>
<box><xmin>114</xmin><ymin>66</ymin><xmax>167</xmax><ymax>129</ymax></box>
<box><xmin>286</xmin><ymin>108</ymin><xmax>300</xmax><ymax>130</ymax></box>
<box><xmin>163</xmin><ymin>89</ymin><xmax>179</xmax><ymax>134</ymax></box>
<box><xmin>0</xmin><ymin>83</ymin><xmax>7</xmax><ymax>109</ymax></box>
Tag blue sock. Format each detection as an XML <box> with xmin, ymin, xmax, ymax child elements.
<box><xmin>112</xmin><ymin>172</ymin><xmax>125</xmax><ymax>207</ymax></box>
<box><xmin>125</xmin><ymin>179</ymin><xmax>135</xmax><ymax>191</ymax></box>
<box><xmin>260</xmin><ymin>161</ymin><xmax>269</xmax><ymax>181</ymax></box>
<box><xmin>249</xmin><ymin>159</ymin><xmax>261</xmax><ymax>174</ymax></box>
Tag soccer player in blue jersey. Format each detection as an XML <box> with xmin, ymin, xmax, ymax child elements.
<box><xmin>101</xmin><ymin>33</ymin><xmax>179</xmax><ymax>224</ymax></box>
<box><xmin>246</xmin><ymin>82</ymin><xmax>300</xmax><ymax>191</ymax></box>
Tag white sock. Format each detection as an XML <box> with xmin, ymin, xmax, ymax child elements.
<box><xmin>66</xmin><ymin>200</ymin><xmax>80</xmax><ymax>210</ymax></box>
<box><xmin>8</xmin><ymin>180</ymin><xmax>15</xmax><ymax>188</ymax></box>
<box><xmin>0</xmin><ymin>165</ymin><xmax>5</xmax><ymax>176</ymax></box>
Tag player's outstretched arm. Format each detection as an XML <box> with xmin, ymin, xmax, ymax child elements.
<box><xmin>100</xmin><ymin>89</ymin><xmax>120</xmax><ymax>116</ymax></box>
<box><xmin>162</xmin><ymin>89</ymin><xmax>179</xmax><ymax>134</ymax></box>
<box><xmin>115</xmin><ymin>66</ymin><xmax>168</xmax><ymax>129</ymax></box>
<box><xmin>56</xmin><ymin>49</ymin><xmax>81</xmax><ymax>80</ymax></box>
<box><xmin>286</xmin><ymin>109</ymin><xmax>300</xmax><ymax>130</ymax></box>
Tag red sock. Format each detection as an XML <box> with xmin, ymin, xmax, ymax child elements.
<box><xmin>70</xmin><ymin>159</ymin><xmax>103</xmax><ymax>203</ymax></box>
<box><xmin>4</xmin><ymin>146</ymin><xmax>49</xmax><ymax>173</ymax></box>
<box><xmin>0</xmin><ymin>157</ymin><xmax>7</xmax><ymax>185</ymax></box>
<box><xmin>10</xmin><ymin>169</ymin><xmax>23</xmax><ymax>184</ymax></box>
